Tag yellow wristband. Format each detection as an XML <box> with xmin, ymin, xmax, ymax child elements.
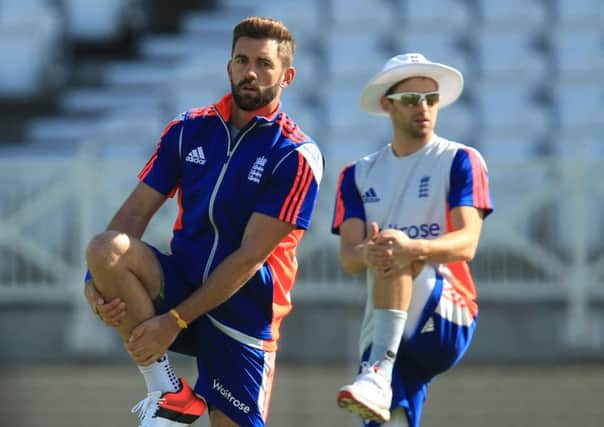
<box><xmin>169</xmin><ymin>309</ymin><xmax>188</xmax><ymax>329</ymax></box>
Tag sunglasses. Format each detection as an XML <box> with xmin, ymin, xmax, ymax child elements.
<box><xmin>386</xmin><ymin>91</ymin><xmax>440</xmax><ymax>106</ymax></box>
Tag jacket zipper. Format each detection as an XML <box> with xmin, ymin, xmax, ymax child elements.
<box><xmin>202</xmin><ymin>118</ymin><xmax>258</xmax><ymax>281</ymax></box>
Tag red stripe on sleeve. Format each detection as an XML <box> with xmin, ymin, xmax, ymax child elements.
<box><xmin>138</xmin><ymin>153</ymin><xmax>158</xmax><ymax>180</ymax></box>
<box><xmin>279</xmin><ymin>152</ymin><xmax>304</xmax><ymax>221</ymax></box>
<box><xmin>172</xmin><ymin>189</ymin><xmax>184</xmax><ymax>230</ymax></box>
<box><xmin>465</xmin><ymin>149</ymin><xmax>490</xmax><ymax>210</ymax></box>
<box><xmin>289</xmin><ymin>165</ymin><xmax>314</xmax><ymax>223</ymax></box>
<box><xmin>284</xmin><ymin>160</ymin><xmax>310</xmax><ymax>223</ymax></box>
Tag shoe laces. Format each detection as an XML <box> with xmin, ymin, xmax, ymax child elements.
<box><xmin>359</xmin><ymin>361</ymin><xmax>373</xmax><ymax>372</ymax></box>
<box><xmin>131</xmin><ymin>391</ymin><xmax>164</xmax><ymax>427</ymax></box>
<box><xmin>358</xmin><ymin>362</ymin><xmax>390</xmax><ymax>389</ymax></box>
<box><xmin>359</xmin><ymin>361</ymin><xmax>381</xmax><ymax>374</ymax></box>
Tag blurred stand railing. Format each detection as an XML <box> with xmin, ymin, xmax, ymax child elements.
<box><xmin>1</xmin><ymin>135</ymin><xmax>603</xmax><ymax>354</ymax></box>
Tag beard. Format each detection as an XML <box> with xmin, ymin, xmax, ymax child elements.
<box><xmin>231</xmin><ymin>78</ymin><xmax>281</xmax><ymax>111</ymax></box>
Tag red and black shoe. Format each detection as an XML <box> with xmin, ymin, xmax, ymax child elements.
<box><xmin>131</xmin><ymin>377</ymin><xmax>206</xmax><ymax>426</ymax></box>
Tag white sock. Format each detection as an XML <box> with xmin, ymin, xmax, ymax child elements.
<box><xmin>138</xmin><ymin>354</ymin><xmax>180</xmax><ymax>393</ymax></box>
<box><xmin>370</xmin><ymin>309</ymin><xmax>407</xmax><ymax>382</ymax></box>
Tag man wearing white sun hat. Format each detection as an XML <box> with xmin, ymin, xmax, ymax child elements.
<box><xmin>331</xmin><ymin>53</ymin><xmax>494</xmax><ymax>426</ymax></box>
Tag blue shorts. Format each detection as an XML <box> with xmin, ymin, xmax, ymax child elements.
<box><xmin>151</xmin><ymin>246</ymin><xmax>275</xmax><ymax>427</ymax></box>
<box><xmin>362</xmin><ymin>268</ymin><xmax>478</xmax><ymax>427</ymax></box>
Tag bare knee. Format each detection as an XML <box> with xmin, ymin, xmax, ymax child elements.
<box><xmin>86</xmin><ymin>231</ymin><xmax>131</xmax><ymax>272</ymax></box>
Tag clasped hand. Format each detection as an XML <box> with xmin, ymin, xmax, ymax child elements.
<box><xmin>85</xmin><ymin>278</ymin><xmax>180</xmax><ymax>365</ymax></box>
<box><xmin>125</xmin><ymin>313</ymin><xmax>180</xmax><ymax>366</ymax></box>
<box><xmin>84</xmin><ymin>278</ymin><xmax>126</xmax><ymax>326</ymax></box>
<box><xmin>364</xmin><ymin>223</ymin><xmax>416</xmax><ymax>279</ymax></box>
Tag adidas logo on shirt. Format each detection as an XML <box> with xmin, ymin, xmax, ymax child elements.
<box><xmin>362</xmin><ymin>187</ymin><xmax>380</xmax><ymax>203</ymax></box>
<box><xmin>185</xmin><ymin>147</ymin><xmax>206</xmax><ymax>165</ymax></box>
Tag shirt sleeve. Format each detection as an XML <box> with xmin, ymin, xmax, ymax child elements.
<box><xmin>254</xmin><ymin>143</ymin><xmax>324</xmax><ymax>230</ymax></box>
<box><xmin>448</xmin><ymin>147</ymin><xmax>494</xmax><ymax>217</ymax></box>
<box><xmin>331</xmin><ymin>164</ymin><xmax>366</xmax><ymax>234</ymax></box>
<box><xmin>137</xmin><ymin>116</ymin><xmax>183</xmax><ymax>198</ymax></box>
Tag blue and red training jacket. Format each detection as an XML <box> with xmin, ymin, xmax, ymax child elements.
<box><xmin>139</xmin><ymin>93</ymin><xmax>324</xmax><ymax>351</ymax></box>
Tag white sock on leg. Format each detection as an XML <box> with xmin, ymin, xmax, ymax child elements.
<box><xmin>370</xmin><ymin>309</ymin><xmax>407</xmax><ymax>381</ymax></box>
<box><xmin>138</xmin><ymin>354</ymin><xmax>180</xmax><ymax>393</ymax></box>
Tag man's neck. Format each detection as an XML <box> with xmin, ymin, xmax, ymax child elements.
<box><xmin>230</xmin><ymin>100</ymin><xmax>280</xmax><ymax>129</ymax></box>
<box><xmin>391</xmin><ymin>133</ymin><xmax>432</xmax><ymax>157</ymax></box>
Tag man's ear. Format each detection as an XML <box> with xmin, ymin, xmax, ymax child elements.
<box><xmin>280</xmin><ymin>66</ymin><xmax>296</xmax><ymax>88</ymax></box>
<box><xmin>227</xmin><ymin>60</ymin><xmax>232</xmax><ymax>80</ymax></box>
<box><xmin>380</xmin><ymin>95</ymin><xmax>391</xmax><ymax>113</ymax></box>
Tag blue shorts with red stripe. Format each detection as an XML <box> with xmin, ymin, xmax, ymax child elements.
<box><xmin>151</xmin><ymin>246</ymin><xmax>274</xmax><ymax>427</ymax></box>
<box><xmin>362</xmin><ymin>267</ymin><xmax>478</xmax><ymax>427</ymax></box>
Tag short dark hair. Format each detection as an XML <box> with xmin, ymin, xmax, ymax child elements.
<box><xmin>232</xmin><ymin>16</ymin><xmax>296</xmax><ymax>67</ymax></box>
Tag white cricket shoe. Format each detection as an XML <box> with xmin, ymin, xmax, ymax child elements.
<box><xmin>337</xmin><ymin>362</ymin><xmax>392</xmax><ymax>424</ymax></box>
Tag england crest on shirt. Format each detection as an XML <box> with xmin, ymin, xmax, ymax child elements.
<box><xmin>248</xmin><ymin>156</ymin><xmax>267</xmax><ymax>183</ymax></box>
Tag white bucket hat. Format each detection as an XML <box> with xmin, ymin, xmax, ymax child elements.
<box><xmin>360</xmin><ymin>53</ymin><xmax>464</xmax><ymax>116</ymax></box>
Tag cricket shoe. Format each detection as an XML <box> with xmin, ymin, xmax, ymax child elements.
<box><xmin>337</xmin><ymin>362</ymin><xmax>392</xmax><ymax>424</ymax></box>
<box><xmin>131</xmin><ymin>377</ymin><xmax>206</xmax><ymax>427</ymax></box>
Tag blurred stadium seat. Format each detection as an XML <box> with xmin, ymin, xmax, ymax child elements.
<box><xmin>475</xmin><ymin>29</ymin><xmax>549</xmax><ymax>86</ymax></box>
<box><xmin>140</xmin><ymin>33</ymin><xmax>227</xmax><ymax>61</ymax></box>
<box><xmin>476</xmin><ymin>81</ymin><xmax>553</xmax><ymax>143</ymax></box>
<box><xmin>217</xmin><ymin>0</ymin><xmax>257</xmax><ymax>13</ymax></box>
<box><xmin>557</xmin><ymin>0</ymin><xmax>604</xmax><ymax>30</ymax></box>
<box><xmin>0</xmin><ymin>0</ymin><xmax>64</xmax><ymax>98</ymax></box>
<box><xmin>181</xmin><ymin>9</ymin><xmax>248</xmax><ymax>35</ymax></box>
<box><xmin>552</xmin><ymin>137</ymin><xmax>604</xmax><ymax>253</ymax></box>
<box><xmin>102</xmin><ymin>60</ymin><xmax>176</xmax><ymax>88</ymax></box>
<box><xmin>401</xmin><ymin>0</ymin><xmax>472</xmax><ymax>32</ymax></box>
<box><xmin>60</xmin><ymin>87</ymin><xmax>162</xmax><ymax>114</ymax></box>
<box><xmin>324</xmin><ymin>32</ymin><xmax>392</xmax><ymax>88</ymax></box>
<box><xmin>62</xmin><ymin>0</ymin><xmax>146</xmax><ymax>43</ymax></box>
<box><xmin>478</xmin><ymin>134</ymin><xmax>543</xmax><ymax>161</ymax></box>
<box><xmin>26</xmin><ymin>116</ymin><xmax>102</xmax><ymax>145</ymax></box>
<box><xmin>554</xmin><ymin>137</ymin><xmax>604</xmax><ymax>159</ymax></box>
<box><xmin>330</xmin><ymin>0</ymin><xmax>392</xmax><ymax>33</ymax></box>
<box><xmin>551</xmin><ymin>28</ymin><xmax>604</xmax><ymax>83</ymax></box>
<box><xmin>555</xmin><ymin>81</ymin><xmax>604</xmax><ymax>137</ymax></box>
<box><xmin>478</xmin><ymin>0</ymin><xmax>548</xmax><ymax>30</ymax></box>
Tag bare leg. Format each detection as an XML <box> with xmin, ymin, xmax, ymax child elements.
<box><xmin>86</xmin><ymin>230</ymin><xmax>181</xmax><ymax>397</ymax></box>
<box><xmin>86</xmin><ymin>230</ymin><xmax>162</xmax><ymax>342</ymax></box>
<box><xmin>373</xmin><ymin>265</ymin><xmax>414</xmax><ymax>310</ymax></box>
